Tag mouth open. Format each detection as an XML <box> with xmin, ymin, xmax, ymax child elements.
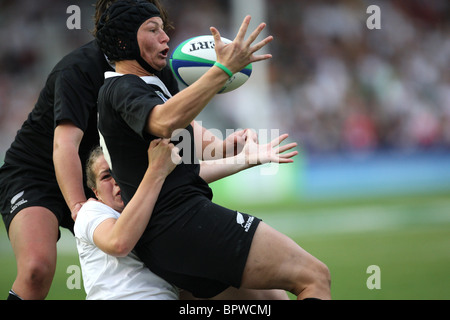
<box><xmin>160</xmin><ymin>48</ymin><xmax>169</xmax><ymax>58</ymax></box>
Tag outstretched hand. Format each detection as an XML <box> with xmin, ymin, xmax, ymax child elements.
<box><xmin>223</xmin><ymin>128</ymin><xmax>258</xmax><ymax>157</ymax></box>
<box><xmin>211</xmin><ymin>15</ymin><xmax>273</xmax><ymax>74</ymax></box>
<box><xmin>242</xmin><ymin>133</ymin><xmax>298</xmax><ymax>166</ymax></box>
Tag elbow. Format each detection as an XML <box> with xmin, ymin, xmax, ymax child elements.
<box><xmin>52</xmin><ymin>139</ymin><xmax>64</xmax><ymax>160</ymax></box>
<box><xmin>148</xmin><ymin>119</ymin><xmax>180</xmax><ymax>139</ymax></box>
<box><xmin>159</xmin><ymin>125</ymin><xmax>176</xmax><ymax>139</ymax></box>
<box><xmin>110</xmin><ymin>239</ymin><xmax>133</xmax><ymax>257</ymax></box>
<box><xmin>147</xmin><ymin>107</ymin><xmax>187</xmax><ymax>139</ymax></box>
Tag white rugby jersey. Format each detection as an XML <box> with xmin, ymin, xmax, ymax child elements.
<box><xmin>74</xmin><ymin>200</ymin><xmax>179</xmax><ymax>300</ymax></box>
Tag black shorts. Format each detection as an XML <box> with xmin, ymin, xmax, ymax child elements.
<box><xmin>0</xmin><ymin>163</ymin><xmax>74</xmax><ymax>236</ymax></box>
<box><xmin>135</xmin><ymin>197</ymin><xmax>261</xmax><ymax>298</ymax></box>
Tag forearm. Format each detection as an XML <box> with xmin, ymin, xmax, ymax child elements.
<box><xmin>147</xmin><ymin>66</ymin><xmax>229</xmax><ymax>138</ymax></box>
<box><xmin>108</xmin><ymin>170</ymin><xmax>166</xmax><ymax>256</ymax></box>
<box><xmin>193</xmin><ymin>121</ymin><xmax>225</xmax><ymax>160</ymax></box>
<box><xmin>199</xmin><ymin>154</ymin><xmax>251</xmax><ymax>183</ymax></box>
<box><xmin>53</xmin><ymin>139</ymin><xmax>86</xmax><ymax>214</ymax></box>
<box><xmin>147</xmin><ymin>17</ymin><xmax>273</xmax><ymax>139</ymax></box>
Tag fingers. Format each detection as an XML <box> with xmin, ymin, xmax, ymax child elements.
<box><xmin>157</xmin><ymin>139</ymin><xmax>181</xmax><ymax>165</ymax></box>
<box><xmin>270</xmin><ymin>133</ymin><xmax>290</xmax><ymax>147</ymax></box>
<box><xmin>271</xmin><ymin>150</ymin><xmax>298</xmax><ymax>164</ymax></box>
<box><xmin>235</xmin><ymin>15</ymin><xmax>252</xmax><ymax>42</ymax></box>
<box><xmin>268</xmin><ymin>134</ymin><xmax>298</xmax><ymax>163</ymax></box>
<box><xmin>238</xmin><ymin>16</ymin><xmax>270</xmax><ymax>46</ymax></box>
<box><xmin>244</xmin><ymin>128</ymin><xmax>259</xmax><ymax>143</ymax></box>
<box><xmin>148</xmin><ymin>138</ymin><xmax>181</xmax><ymax>173</ymax></box>
<box><xmin>212</xmin><ymin>15</ymin><xmax>273</xmax><ymax>72</ymax></box>
<box><xmin>210</xmin><ymin>26</ymin><xmax>223</xmax><ymax>46</ymax></box>
<box><xmin>240</xmin><ymin>19</ymin><xmax>273</xmax><ymax>63</ymax></box>
<box><xmin>242</xmin><ymin>19</ymin><xmax>273</xmax><ymax>59</ymax></box>
<box><xmin>158</xmin><ymin>139</ymin><xmax>177</xmax><ymax>155</ymax></box>
<box><xmin>278</xmin><ymin>151</ymin><xmax>298</xmax><ymax>159</ymax></box>
<box><xmin>277</xmin><ymin>142</ymin><xmax>298</xmax><ymax>154</ymax></box>
<box><xmin>171</xmin><ymin>146</ymin><xmax>182</xmax><ymax>165</ymax></box>
<box><xmin>251</xmin><ymin>53</ymin><xmax>273</xmax><ymax>64</ymax></box>
<box><xmin>245</xmin><ymin>23</ymin><xmax>271</xmax><ymax>50</ymax></box>
<box><xmin>245</xmin><ymin>21</ymin><xmax>265</xmax><ymax>44</ymax></box>
<box><xmin>250</xmin><ymin>35</ymin><xmax>273</xmax><ymax>55</ymax></box>
<box><xmin>148</xmin><ymin>138</ymin><xmax>175</xmax><ymax>156</ymax></box>
<box><xmin>277</xmin><ymin>158</ymin><xmax>295</xmax><ymax>164</ymax></box>
<box><xmin>149</xmin><ymin>138</ymin><xmax>162</xmax><ymax>148</ymax></box>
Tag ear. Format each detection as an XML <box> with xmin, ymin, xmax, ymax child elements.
<box><xmin>92</xmin><ymin>188</ymin><xmax>100</xmax><ymax>200</ymax></box>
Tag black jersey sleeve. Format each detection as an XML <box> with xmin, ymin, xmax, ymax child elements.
<box><xmin>110</xmin><ymin>75</ymin><xmax>164</xmax><ymax>139</ymax></box>
<box><xmin>53</xmin><ymin>67</ymin><xmax>97</xmax><ymax>131</ymax></box>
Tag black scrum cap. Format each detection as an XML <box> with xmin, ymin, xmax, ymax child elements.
<box><xmin>96</xmin><ymin>0</ymin><xmax>161</xmax><ymax>73</ymax></box>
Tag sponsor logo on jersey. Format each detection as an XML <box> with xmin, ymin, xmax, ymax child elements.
<box><xmin>236</xmin><ymin>212</ymin><xmax>254</xmax><ymax>232</ymax></box>
<box><xmin>155</xmin><ymin>91</ymin><xmax>168</xmax><ymax>102</ymax></box>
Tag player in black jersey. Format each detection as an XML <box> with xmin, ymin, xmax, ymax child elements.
<box><xmin>97</xmin><ymin>0</ymin><xmax>331</xmax><ymax>299</ymax></box>
<box><xmin>0</xmin><ymin>38</ymin><xmax>118</xmax><ymax>301</ymax></box>
<box><xmin>0</xmin><ymin>0</ymin><xmax>285</xmax><ymax>301</ymax></box>
<box><xmin>0</xmin><ymin>0</ymin><xmax>219</xmax><ymax>301</ymax></box>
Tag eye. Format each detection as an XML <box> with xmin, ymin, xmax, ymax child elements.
<box><xmin>100</xmin><ymin>172</ymin><xmax>112</xmax><ymax>181</ymax></box>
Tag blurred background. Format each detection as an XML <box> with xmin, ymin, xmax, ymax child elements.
<box><xmin>0</xmin><ymin>0</ymin><xmax>449</xmax><ymax>299</ymax></box>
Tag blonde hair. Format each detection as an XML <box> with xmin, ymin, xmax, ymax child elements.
<box><xmin>86</xmin><ymin>146</ymin><xmax>104</xmax><ymax>190</ymax></box>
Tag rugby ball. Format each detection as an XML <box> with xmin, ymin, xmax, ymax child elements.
<box><xmin>169</xmin><ymin>35</ymin><xmax>252</xmax><ymax>93</ymax></box>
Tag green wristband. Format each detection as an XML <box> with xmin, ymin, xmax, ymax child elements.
<box><xmin>214</xmin><ymin>62</ymin><xmax>233</xmax><ymax>78</ymax></box>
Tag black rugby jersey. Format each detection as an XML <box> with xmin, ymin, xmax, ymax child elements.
<box><xmin>2</xmin><ymin>41</ymin><xmax>112</xmax><ymax>177</ymax></box>
<box><xmin>97</xmin><ymin>74</ymin><xmax>212</xmax><ymax>214</ymax></box>
<box><xmin>1</xmin><ymin>40</ymin><xmax>179</xmax><ymax>188</ymax></box>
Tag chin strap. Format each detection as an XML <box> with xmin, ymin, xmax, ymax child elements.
<box><xmin>136</xmin><ymin>55</ymin><xmax>158</xmax><ymax>75</ymax></box>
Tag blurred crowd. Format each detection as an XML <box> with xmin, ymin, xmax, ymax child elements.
<box><xmin>266</xmin><ymin>0</ymin><xmax>450</xmax><ymax>155</ymax></box>
<box><xmin>1</xmin><ymin>0</ymin><xmax>449</xmax><ymax>161</ymax></box>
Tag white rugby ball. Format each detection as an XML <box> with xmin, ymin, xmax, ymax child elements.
<box><xmin>169</xmin><ymin>35</ymin><xmax>252</xmax><ymax>93</ymax></box>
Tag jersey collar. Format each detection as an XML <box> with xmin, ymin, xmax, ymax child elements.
<box><xmin>104</xmin><ymin>72</ymin><xmax>172</xmax><ymax>98</ymax></box>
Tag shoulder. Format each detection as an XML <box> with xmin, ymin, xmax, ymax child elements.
<box><xmin>57</xmin><ymin>41</ymin><xmax>107</xmax><ymax>70</ymax></box>
<box><xmin>102</xmin><ymin>74</ymin><xmax>154</xmax><ymax>102</ymax></box>
<box><xmin>108</xmin><ymin>74</ymin><xmax>148</xmax><ymax>89</ymax></box>
<box><xmin>74</xmin><ymin>200</ymin><xmax>119</xmax><ymax>238</ymax></box>
<box><xmin>51</xmin><ymin>41</ymin><xmax>112</xmax><ymax>83</ymax></box>
<box><xmin>78</xmin><ymin>200</ymin><xmax>119</xmax><ymax>219</ymax></box>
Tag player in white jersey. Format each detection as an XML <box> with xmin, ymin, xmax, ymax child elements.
<box><xmin>75</xmin><ymin>140</ymin><xmax>180</xmax><ymax>299</ymax></box>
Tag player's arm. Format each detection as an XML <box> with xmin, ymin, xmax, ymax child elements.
<box><xmin>93</xmin><ymin>140</ymin><xmax>180</xmax><ymax>257</ymax></box>
<box><xmin>192</xmin><ymin>121</ymin><xmax>254</xmax><ymax>160</ymax></box>
<box><xmin>53</xmin><ymin>121</ymin><xmax>87</xmax><ymax>221</ymax></box>
<box><xmin>147</xmin><ymin>16</ymin><xmax>272</xmax><ymax>139</ymax></box>
<box><xmin>199</xmin><ymin>133</ymin><xmax>298</xmax><ymax>183</ymax></box>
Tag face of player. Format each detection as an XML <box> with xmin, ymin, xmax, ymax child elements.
<box><xmin>137</xmin><ymin>16</ymin><xmax>170</xmax><ymax>72</ymax></box>
<box><xmin>92</xmin><ymin>155</ymin><xmax>124</xmax><ymax>213</ymax></box>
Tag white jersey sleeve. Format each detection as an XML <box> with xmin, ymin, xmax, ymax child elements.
<box><xmin>73</xmin><ymin>200</ymin><xmax>179</xmax><ymax>300</ymax></box>
<box><xmin>74</xmin><ymin>200</ymin><xmax>119</xmax><ymax>246</ymax></box>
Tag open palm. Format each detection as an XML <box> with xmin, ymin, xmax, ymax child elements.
<box><xmin>243</xmin><ymin>133</ymin><xmax>298</xmax><ymax>166</ymax></box>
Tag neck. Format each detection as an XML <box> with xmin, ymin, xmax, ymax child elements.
<box><xmin>116</xmin><ymin>60</ymin><xmax>153</xmax><ymax>77</ymax></box>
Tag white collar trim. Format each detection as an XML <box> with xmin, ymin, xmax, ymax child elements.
<box><xmin>104</xmin><ymin>72</ymin><xmax>172</xmax><ymax>98</ymax></box>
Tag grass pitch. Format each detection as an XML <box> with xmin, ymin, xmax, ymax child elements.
<box><xmin>1</xmin><ymin>192</ymin><xmax>449</xmax><ymax>300</ymax></box>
